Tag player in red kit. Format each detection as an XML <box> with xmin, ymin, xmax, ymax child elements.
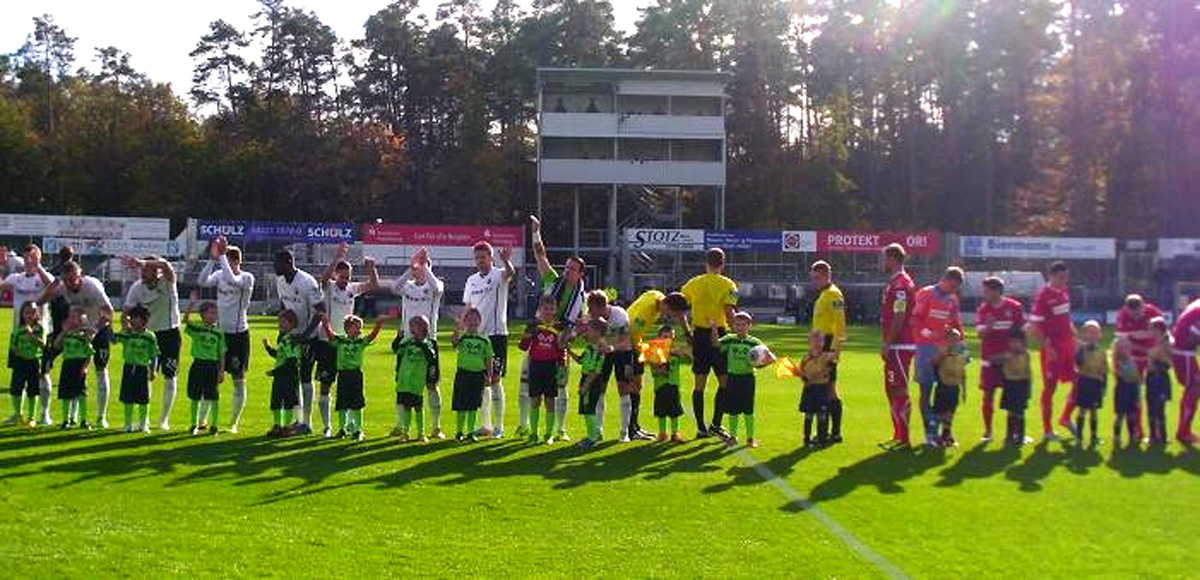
<box><xmin>1114</xmin><ymin>294</ymin><xmax>1163</xmax><ymax>440</ymax></box>
<box><xmin>1171</xmin><ymin>298</ymin><xmax>1200</xmax><ymax>444</ymax></box>
<box><xmin>879</xmin><ymin>243</ymin><xmax>916</xmax><ymax>451</ymax></box>
<box><xmin>911</xmin><ymin>267</ymin><xmax>965</xmax><ymax>447</ymax></box>
<box><xmin>975</xmin><ymin>277</ymin><xmax>1025</xmax><ymax>442</ymax></box>
<box><xmin>1028</xmin><ymin>261</ymin><xmax>1077</xmax><ymax>441</ymax></box>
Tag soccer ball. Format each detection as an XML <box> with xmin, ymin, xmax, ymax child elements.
<box><xmin>748</xmin><ymin>345</ymin><xmax>773</xmax><ymax>367</ymax></box>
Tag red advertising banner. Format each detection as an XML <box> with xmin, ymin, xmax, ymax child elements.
<box><xmin>817</xmin><ymin>230</ymin><xmax>941</xmax><ymax>255</ymax></box>
<box><xmin>362</xmin><ymin>224</ymin><xmax>524</xmax><ymax>247</ymax></box>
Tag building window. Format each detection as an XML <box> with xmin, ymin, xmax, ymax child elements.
<box><xmin>672</xmin><ymin>139</ymin><xmax>722</xmax><ymax>162</ymax></box>
<box><xmin>542</xmin><ymin>137</ymin><xmax>614</xmax><ymax>160</ymax></box>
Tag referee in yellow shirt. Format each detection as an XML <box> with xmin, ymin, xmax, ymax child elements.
<box><xmin>682</xmin><ymin>248</ymin><xmax>738</xmax><ymax>438</ymax></box>
<box><xmin>810</xmin><ymin>260</ymin><xmax>847</xmax><ymax>443</ymax></box>
<box><xmin>625</xmin><ymin>289</ymin><xmax>690</xmax><ymax>439</ymax></box>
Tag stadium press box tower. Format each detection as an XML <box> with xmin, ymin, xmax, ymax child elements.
<box><xmin>535</xmin><ymin>68</ymin><xmax>731</xmax><ymax>287</ymax></box>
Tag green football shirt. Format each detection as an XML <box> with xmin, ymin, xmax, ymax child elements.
<box><xmin>651</xmin><ymin>354</ymin><xmax>685</xmax><ymax>390</ymax></box>
<box><xmin>333</xmin><ymin>335</ymin><xmax>373</xmax><ymax>371</ymax></box>
<box><xmin>395</xmin><ymin>337</ymin><xmax>436</xmax><ymax>394</ymax></box>
<box><xmin>455</xmin><ymin>332</ymin><xmax>493</xmax><ymax>372</ymax></box>
<box><xmin>115</xmin><ymin>329</ymin><xmax>159</xmax><ymax>368</ymax></box>
<box><xmin>579</xmin><ymin>343</ymin><xmax>605</xmax><ymax>375</ymax></box>
<box><xmin>269</xmin><ymin>335</ymin><xmax>301</xmax><ymax>369</ymax></box>
<box><xmin>719</xmin><ymin>334</ymin><xmax>763</xmax><ymax>376</ymax></box>
<box><xmin>10</xmin><ymin>326</ymin><xmax>44</xmax><ymax>360</ymax></box>
<box><xmin>60</xmin><ymin>332</ymin><xmax>95</xmax><ymax>361</ymax></box>
<box><xmin>185</xmin><ymin>322</ymin><xmax>226</xmax><ymax>362</ymax></box>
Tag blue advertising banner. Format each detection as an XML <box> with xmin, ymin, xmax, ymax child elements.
<box><xmin>704</xmin><ymin>230</ymin><xmax>782</xmax><ymax>251</ymax></box>
<box><xmin>197</xmin><ymin>220</ymin><xmax>356</xmax><ymax>243</ymax></box>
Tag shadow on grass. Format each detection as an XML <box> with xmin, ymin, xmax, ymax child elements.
<box><xmin>934</xmin><ymin>441</ymin><xmax>1022</xmax><ymax>487</ymax></box>
<box><xmin>805</xmin><ymin>447</ymin><xmax>949</xmax><ymax>504</ymax></box>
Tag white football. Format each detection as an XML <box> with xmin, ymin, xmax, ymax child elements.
<box><xmin>748</xmin><ymin>345</ymin><xmax>773</xmax><ymax>366</ymax></box>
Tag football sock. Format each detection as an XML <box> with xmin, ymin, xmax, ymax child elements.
<box><xmin>804</xmin><ymin>414</ymin><xmax>813</xmax><ymax>443</ymax></box>
<box><xmin>658</xmin><ymin>416</ymin><xmax>668</xmax><ymax>435</ymax></box>
<box><xmin>530</xmin><ymin>406</ymin><xmax>541</xmax><ymax>436</ymax></box>
<box><xmin>428</xmin><ymin>387</ymin><xmax>443</xmax><ymax>430</ymax></box>
<box><xmin>480</xmin><ymin>386</ymin><xmax>493</xmax><ymax>430</ymax></box>
<box><xmin>619</xmin><ymin>394</ymin><xmax>632</xmax><ymax>436</ymax></box>
<box><xmin>456</xmin><ymin>411</ymin><xmax>467</xmax><ymax>435</ymax></box>
<box><xmin>669</xmin><ymin>416</ymin><xmax>679</xmax><ymax>434</ymax></box>
<box><xmin>555</xmin><ymin>387</ymin><xmax>568</xmax><ymax>433</ymax></box>
<box><xmin>728</xmin><ymin>414</ymin><xmax>741</xmax><ymax>438</ymax></box>
<box><xmin>230</xmin><ymin>379</ymin><xmax>247</xmax><ymax>429</ymax></box>
<box><xmin>982</xmin><ymin>389</ymin><xmax>995</xmax><ymax>436</ymax></box>
<box><xmin>10</xmin><ymin>394</ymin><xmax>22</xmax><ymax>417</ymax></box>
<box><xmin>543</xmin><ymin>404</ymin><xmax>555</xmax><ymax>438</ymax></box>
<box><xmin>490</xmin><ymin>383</ymin><xmax>505</xmax><ymax>431</ymax></box>
<box><xmin>39</xmin><ymin>375</ymin><xmax>53</xmax><ymax>419</ymax></box>
<box><xmin>282</xmin><ymin>408</ymin><xmax>293</xmax><ymax>426</ymax></box>
<box><xmin>138</xmin><ymin>404</ymin><xmax>149</xmax><ymax>429</ymax></box>
<box><xmin>400</xmin><ymin>406</ymin><xmax>411</xmax><ymax>433</ymax></box>
<box><xmin>208</xmin><ymin>400</ymin><xmax>219</xmax><ymax>427</ymax></box>
<box><xmin>273</xmin><ymin>408</ymin><xmax>284</xmax><ymax>426</ymax></box>
<box><xmin>692</xmin><ymin>390</ymin><xmax>705</xmax><ymax>431</ymax></box>
<box><xmin>629</xmin><ymin>392</ymin><xmax>642</xmax><ymax>432</ymax></box>
<box><xmin>745</xmin><ymin>414</ymin><xmax>756</xmax><ymax>439</ymax></box>
<box><xmin>584</xmin><ymin>414</ymin><xmax>597</xmax><ymax>440</ymax></box>
<box><xmin>518</xmin><ymin>378</ymin><xmax>530</xmax><ymax>428</ymax></box>
<box><xmin>22</xmin><ymin>394</ymin><xmax>34</xmax><ymax>419</ymax></box>
<box><xmin>190</xmin><ymin>400</ymin><xmax>201</xmax><ymax>427</ymax></box>
<box><xmin>830</xmin><ymin>398</ymin><xmax>843</xmax><ymax>437</ymax></box>
<box><xmin>159</xmin><ymin>376</ymin><xmax>178</xmax><ymax>427</ymax></box>
<box><xmin>319</xmin><ymin>394</ymin><xmax>331</xmax><ymax>430</ymax></box>
<box><xmin>96</xmin><ymin>369</ymin><xmax>110</xmax><ymax>423</ymax></box>
<box><xmin>60</xmin><ymin>400</ymin><xmax>70</xmax><ymax>423</ymax></box>
<box><xmin>395</xmin><ymin>403</ymin><xmax>405</xmax><ymax>428</ymax></box>
<box><xmin>711</xmin><ymin>388</ymin><xmax>724</xmax><ymax>428</ymax></box>
<box><xmin>415</xmin><ymin>408</ymin><xmax>426</xmax><ymax>437</ymax></box>
<box><xmin>300</xmin><ymin>382</ymin><xmax>314</xmax><ymax>426</ymax></box>
<box><xmin>339</xmin><ymin>409</ymin><xmax>348</xmax><ymax>432</ymax></box>
<box><xmin>124</xmin><ymin>404</ymin><xmax>134</xmax><ymax>429</ymax></box>
<box><xmin>818</xmin><ymin>412</ymin><xmax>829</xmax><ymax>441</ymax></box>
<box><xmin>467</xmin><ymin>410</ymin><xmax>478</xmax><ymax>434</ymax></box>
<box><xmin>351</xmin><ymin>409</ymin><xmax>363</xmax><ymax>432</ymax></box>
<box><xmin>1040</xmin><ymin>382</ymin><xmax>1056</xmax><ymax>433</ymax></box>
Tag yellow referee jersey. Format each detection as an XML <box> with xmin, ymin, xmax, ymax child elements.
<box><xmin>628</xmin><ymin>290</ymin><xmax>664</xmax><ymax>345</ymax></box>
<box><xmin>682</xmin><ymin>273</ymin><xmax>738</xmax><ymax>329</ymax></box>
<box><xmin>813</xmin><ymin>283</ymin><xmax>847</xmax><ymax>347</ymax></box>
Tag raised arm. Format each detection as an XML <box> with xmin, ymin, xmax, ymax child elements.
<box><xmin>498</xmin><ymin>246</ymin><xmax>516</xmax><ymax>283</ymax></box>
<box><xmin>365</xmin><ymin>317</ymin><xmax>386</xmax><ymax>343</ymax></box>
<box><xmin>529</xmin><ymin>215</ymin><xmax>555</xmax><ymax>278</ymax></box>
<box><xmin>362</xmin><ymin>256</ymin><xmax>380</xmax><ymax>293</ymax></box>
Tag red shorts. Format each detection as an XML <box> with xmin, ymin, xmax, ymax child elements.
<box><xmin>883</xmin><ymin>347</ymin><xmax>914</xmax><ymax>394</ymax></box>
<box><xmin>1040</xmin><ymin>337</ymin><xmax>1076</xmax><ymax>384</ymax></box>
<box><xmin>1172</xmin><ymin>351</ymin><xmax>1199</xmax><ymax>391</ymax></box>
<box><xmin>979</xmin><ymin>363</ymin><xmax>1003</xmax><ymax>391</ymax></box>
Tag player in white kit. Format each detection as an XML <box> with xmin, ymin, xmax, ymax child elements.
<box><xmin>274</xmin><ymin>249</ymin><xmax>325</xmax><ymax>435</ymax></box>
<box><xmin>197</xmin><ymin>236</ymin><xmax>256</xmax><ymax>433</ymax></box>
<box><xmin>318</xmin><ymin>243</ymin><xmax>379</xmax><ymax>437</ymax></box>
<box><xmin>122</xmin><ymin>255</ymin><xmax>182</xmax><ymax>431</ymax></box>
<box><xmin>2</xmin><ymin>245</ymin><xmax>54</xmax><ymax>424</ymax></box>
<box><xmin>37</xmin><ymin>261</ymin><xmax>115</xmax><ymax>427</ymax></box>
<box><xmin>389</xmin><ymin>247</ymin><xmax>446</xmax><ymax>437</ymax></box>
<box><xmin>462</xmin><ymin>242</ymin><xmax>515</xmax><ymax>438</ymax></box>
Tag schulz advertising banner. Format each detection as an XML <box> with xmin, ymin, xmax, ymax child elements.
<box><xmin>196</xmin><ymin>220</ymin><xmax>356</xmax><ymax>244</ymax></box>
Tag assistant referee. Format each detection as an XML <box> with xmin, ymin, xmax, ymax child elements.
<box><xmin>810</xmin><ymin>260</ymin><xmax>847</xmax><ymax>443</ymax></box>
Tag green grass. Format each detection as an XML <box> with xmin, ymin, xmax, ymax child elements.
<box><xmin>0</xmin><ymin>316</ymin><xmax>1196</xmax><ymax>578</ymax></box>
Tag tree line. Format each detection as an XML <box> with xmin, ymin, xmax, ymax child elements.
<box><xmin>1</xmin><ymin>0</ymin><xmax>1196</xmax><ymax>239</ymax></box>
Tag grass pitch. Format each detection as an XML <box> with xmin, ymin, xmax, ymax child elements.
<box><xmin>0</xmin><ymin>315</ymin><xmax>1196</xmax><ymax>578</ymax></box>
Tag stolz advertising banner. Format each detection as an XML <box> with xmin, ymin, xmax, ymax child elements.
<box><xmin>1158</xmin><ymin>238</ymin><xmax>1200</xmax><ymax>260</ymax></box>
<box><xmin>817</xmin><ymin>230</ymin><xmax>941</xmax><ymax>256</ymax></box>
<box><xmin>704</xmin><ymin>230</ymin><xmax>787</xmax><ymax>251</ymax></box>
<box><xmin>43</xmin><ymin>238</ymin><xmax>183</xmax><ymax>258</ymax></box>
<box><xmin>959</xmin><ymin>235</ymin><xmax>1116</xmax><ymax>260</ymax></box>
<box><xmin>626</xmin><ymin>229</ymin><xmax>706</xmax><ymax>251</ymax></box>
<box><xmin>362</xmin><ymin>224</ymin><xmax>525</xmax><ymax>267</ymax></box>
<box><xmin>0</xmin><ymin>214</ymin><xmax>169</xmax><ymax>240</ymax></box>
<box><xmin>196</xmin><ymin>220</ymin><xmax>356</xmax><ymax>243</ymax></box>
<box><xmin>361</xmin><ymin>224</ymin><xmax>523</xmax><ymax>247</ymax></box>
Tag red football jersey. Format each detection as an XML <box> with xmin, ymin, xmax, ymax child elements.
<box><xmin>912</xmin><ymin>285</ymin><xmax>962</xmax><ymax>346</ymax></box>
<box><xmin>881</xmin><ymin>271</ymin><xmax>916</xmax><ymax>344</ymax></box>
<box><xmin>1172</xmin><ymin>299</ymin><xmax>1200</xmax><ymax>352</ymax></box>
<box><xmin>1031</xmin><ymin>285</ymin><xmax>1072</xmax><ymax>340</ymax></box>
<box><xmin>1115</xmin><ymin>302</ymin><xmax>1164</xmax><ymax>360</ymax></box>
<box><xmin>976</xmin><ymin>297</ymin><xmax>1025</xmax><ymax>357</ymax></box>
<box><xmin>520</xmin><ymin>324</ymin><xmax>566</xmax><ymax>363</ymax></box>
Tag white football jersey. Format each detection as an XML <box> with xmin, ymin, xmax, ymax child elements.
<box><xmin>198</xmin><ymin>255</ymin><xmax>255</xmax><ymax>333</ymax></box>
<box><xmin>275</xmin><ymin>269</ymin><xmax>323</xmax><ymax>339</ymax></box>
<box><xmin>60</xmin><ymin>276</ymin><xmax>113</xmax><ymax>330</ymax></box>
<box><xmin>5</xmin><ymin>271</ymin><xmax>51</xmax><ymax>331</ymax></box>
<box><xmin>394</xmin><ymin>269</ymin><xmax>444</xmax><ymax>339</ymax></box>
<box><xmin>462</xmin><ymin>266</ymin><xmax>511</xmax><ymax>336</ymax></box>
<box><xmin>125</xmin><ymin>278</ymin><xmax>180</xmax><ymax>332</ymax></box>
<box><xmin>324</xmin><ymin>280</ymin><xmax>367</xmax><ymax>338</ymax></box>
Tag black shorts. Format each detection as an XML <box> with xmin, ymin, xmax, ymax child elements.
<box><xmin>312</xmin><ymin>339</ymin><xmax>337</xmax><ymax>385</ymax></box>
<box><xmin>528</xmin><ymin>360</ymin><xmax>561</xmax><ymax>399</ymax></box>
<box><xmin>41</xmin><ymin>336</ymin><xmax>59</xmax><ymax>375</ymax></box>
<box><xmin>155</xmin><ymin>328</ymin><xmax>182</xmax><ymax>378</ymax></box>
<box><xmin>92</xmin><ymin>326</ymin><xmax>113</xmax><ymax>370</ymax></box>
<box><xmin>9</xmin><ymin>356</ymin><xmax>40</xmax><ymax>397</ymax></box>
<box><xmin>601</xmin><ymin>351</ymin><xmax>635</xmax><ymax>385</ymax></box>
<box><xmin>452</xmin><ymin>370</ymin><xmax>486</xmax><ymax>411</ymax></box>
<box><xmin>578</xmin><ymin>373</ymin><xmax>606</xmax><ymax>415</ymax></box>
<box><xmin>800</xmin><ymin>383</ymin><xmax>831</xmax><ymax>414</ymax></box>
<box><xmin>59</xmin><ymin>359</ymin><xmax>88</xmax><ymax>399</ymax></box>
<box><xmin>1113</xmin><ymin>381</ymin><xmax>1139</xmax><ymax>414</ymax></box>
<box><xmin>489</xmin><ymin>335</ymin><xmax>508</xmax><ymax>378</ymax></box>
<box><xmin>270</xmin><ymin>362</ymin><xmax>300</xmax><ymax>410</ymax></box>
<box><xmin>653</xmin><ymin>384</ymin><xmax>683</xmax><ymax>418</ymax></box>
<box><xmin>224</xmin><ymin>331</ymin><xmax>251</xmax><ymax>378</ymax></box>
<box><xmin>336</xmin><ymin>369</ymin><xmax>365</xmax><ymax>411</ymax></box>
<box><xmin>187</xmin><ymin>359</ymin><xmax>221</xmax><ymax>401</ymax></box>
<box><xmin>1001</xmin><ymin>380</ymin><xmax>1030</xmax><ymax>412</ymax></box>
<box><xmin>933</xmin><ymin>382</ymin><xmax>960</xmax><ymax>415</ymax></box>
<box><xmin>724</xmin><ymin>374</ymin><xmax>756</xmax><ymax>415</ymax></box>
<box><xmin>396</xmin><ymin>391</ymin><xmax>423</xmax><ymax>409</ymax></box>
<box><xmin>1146</xmin><ymin>370</ymin><xmax>1172</xmax><ymax>403</ymax></box>
<box><xmin>692</xmin><ymin>327</ymin><xmax>728</xmax><ymax>376</ymax></box>
<box><xmin>119</xmin><ymin>364</ymin><xmax>151</xmax><ymax>405</ymax></box>
<box><xmin>1076</xmin><ymin>377</ymin><xmax>1105</xmax><ymax>410</ymax></box>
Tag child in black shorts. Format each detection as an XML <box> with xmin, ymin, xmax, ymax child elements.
<box><xmin>55</xmin><ymin>308</ymin><xmax>95</xmax><ymax>429</ymax></box>
<box><xmin>991</xmin><ymin>329</ymin><xmax>1032</xmax><ymax>446</ymax></box>
<box><xmin>649</xmin><ymin>325</ymin><xmax>690</xmax><ymax>443</ymax></box>
<box><xmin>451</xmin><ymin>307</ymin><xmax>493</xmax><ymax>442</ymax></box>
<box><xmin>115</xmin><ymin>306</ymin><xmax>159</xmax><ymax>434</ymax></box>
<box><xmin>1145</xmin><ymin>318</ymin><xmax>1173</xmax><ymax>445</ymax></box>
<box><xmin>1074</xmin><ymin>321</ymin><xmax>1107</xmax><ymax>447</ymax></box>
<box><xmin>1111</xmin><ymin>338</ymin><xmax>1141</xmax><ymax>447</ymax></box>
<box><xmin>263</xmin><ymin>310</ymin><xmax>302</xmax><ymax>437</ymax></box>
<box><xmin>797</xmin><ymin>330</ymin><xmax>836</xmax><ymax>447</ymax></box>
<box><xmin>932</xmin><ymin>328</ymin><xmax>968</xmax><ymax>447</ymax></box>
